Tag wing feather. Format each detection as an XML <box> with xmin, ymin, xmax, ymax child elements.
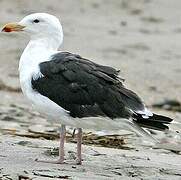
<box><xmin>32</xmin><ymin>52</ymin><xmax>144</xmax><ymax>118</ymax></box>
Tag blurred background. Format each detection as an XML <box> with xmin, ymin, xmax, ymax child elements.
<box><xmin>0</xmin><ymin>0</ymin><xmax>180</xmax><ymax>135</ymax></box>
<box><xmin>0</xmin><ymin>0</ymin><xmax>181</xmax><ymax>179</ymax></box>
<box><xmin>0</xmin><ymin>0</ymin><xmax>181</xmax><ymax>106</ymax></box>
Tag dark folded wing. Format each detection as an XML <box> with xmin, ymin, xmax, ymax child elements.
<box><xmin>31</xmin><ymin>52</ymin><xmax>145</xmax><ymax>118</ymax></box>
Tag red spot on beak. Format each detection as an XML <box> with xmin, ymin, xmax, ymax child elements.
<box><xmin>2</xmin><ymin>27</ymin><xmax>12</xmax><ymax>32</ymax></box>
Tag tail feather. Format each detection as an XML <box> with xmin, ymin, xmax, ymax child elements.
<box><xmin>132</xmin><ymin>113</ymin><xmax>173</xmax><ymax>131</ymax></box>
<box><xmin>147</xmin><ymin>113</ymin><xmax>172</xmax><ymax>123</ymax></box>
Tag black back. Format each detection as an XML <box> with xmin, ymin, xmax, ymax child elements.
<box><xmin>32</xmin><ymin>52</ymin><xmax>145</xmax><ymax>119</ymax></box>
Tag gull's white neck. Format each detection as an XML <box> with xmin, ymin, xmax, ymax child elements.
<box><xmin>19</xmin><ymin>35</ymin><xmax>62</xmax><ymax>97</ymax></box>
<box><xmin>19</xmin><ymin>37</ymin><xmax>61</xmax><ymax>73</ymax></box>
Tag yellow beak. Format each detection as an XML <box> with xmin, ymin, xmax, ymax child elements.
<box><xmin>2</xmin><ymin>22</ymin><xmax>25</xmax><ymax>32</ymax></box>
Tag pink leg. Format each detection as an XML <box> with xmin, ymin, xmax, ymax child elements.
<box><xmin>58</xmin><ymin>124</ymin><xmax>66</xmax><ymax>163</ymax></box>
<box><xmin>36</xmin><ymin>124</ymin><xmax>66</xmax><ymax>164</ymax></box>
<box><xmin>76</xmin><ymin>128</ymin><xmax>82</xmax><ymax>165</ymax></box>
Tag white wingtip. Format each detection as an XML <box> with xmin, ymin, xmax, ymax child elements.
<box><xmin>136</xmin><ymin>108</ymin><xmax>153</xmax><ymax>118</ymax></box>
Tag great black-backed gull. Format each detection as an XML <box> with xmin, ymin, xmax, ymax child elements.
<box><xmin>2</xmin><ymin>13</ymin><xmax>173</xmax><ymax>165</ymax></box>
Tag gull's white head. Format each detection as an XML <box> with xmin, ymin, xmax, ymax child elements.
<box><xmin>2</xmin><ymin>13</ymin><xmax>63</xmax><ymax>48</ymax></box>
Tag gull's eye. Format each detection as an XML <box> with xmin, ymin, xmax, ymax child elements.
<box><xmin>33</xmin><ymin>19</ymin><xmax>40</xmax><ymax>23</ymax></box>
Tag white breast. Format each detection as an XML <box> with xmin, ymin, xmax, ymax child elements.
<box><xmin>19</xmin><ymin>40</ymin><xmax>72</xmax><ymax>124</ymax></box>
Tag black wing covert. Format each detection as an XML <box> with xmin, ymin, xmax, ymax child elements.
<box><xmin>31</xmin><ymin>52</ymin><xmax>144</xmax><ymax>118</ymax></box>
